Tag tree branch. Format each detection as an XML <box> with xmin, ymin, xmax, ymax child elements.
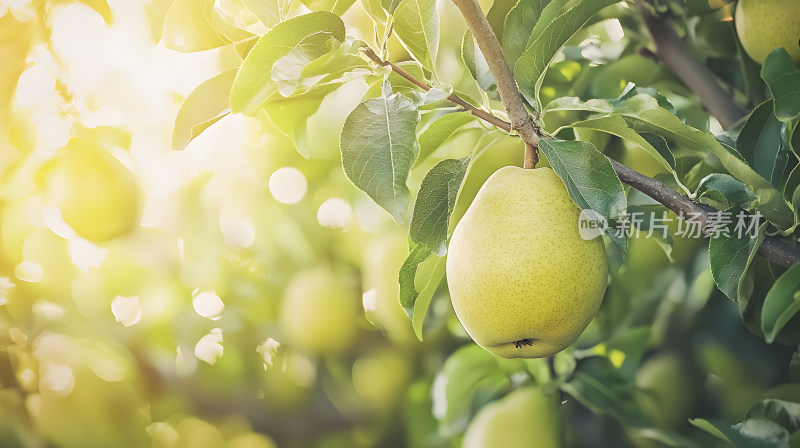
<box><xmin>636</xmin><ymin>1</ymin><xmax>747</xmax><ymax>130</ymax></box>
<box><xmin>610</xmin><ymin>159</ymin><xmax>799</xmax><ymax>268</ymax></box>
<box><xmin>450</xmin><ymin>0</ymin><xmax>539</xmax><ymax>167</ymax></box>
<box><xmin>363</xmin><ymin>16</ymin><xmax>800</xmax><ymax>268</ymax></box>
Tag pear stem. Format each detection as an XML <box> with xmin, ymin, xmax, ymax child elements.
<box><xmin>547</xmin><ymin>356</ymin><xmax>557</xmax><ymax>380</ymax></box>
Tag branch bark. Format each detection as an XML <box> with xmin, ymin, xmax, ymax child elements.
<box><xmin>450</xmin><ymin>0</ymin><xmax>539</xmax><ymax>167</ymax></box>
<box><xmin>636</xmin><ymin>1</ymin><xmax>747</xmax><ymax>130</ymax></box>
<box><xmin>364</xmin><ymin>6</ymin><xmax>800</xmax><ymax>268</ymax></box>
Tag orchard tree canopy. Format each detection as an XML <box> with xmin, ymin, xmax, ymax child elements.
<box><xmin>1</xmin><ymin>0</ymin><xmax>800</xmax><ymax>447</ymax></box>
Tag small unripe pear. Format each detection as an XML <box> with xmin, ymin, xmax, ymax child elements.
<box><xmin>280</xmin><ymin>267</ymin><xmax>358</xmax><ymax>355</ymax></box>
<box><xmin>446</xmin><ymin>167</ymin><xmax>607</xmax><ymax>358</ymax></box>
<box><xmin>635</xmin><ymin>353</ymin><xmax>694</xmax><ymax>429</ymax></box>
<box><xmin>463</xmin><ymin>387</ymin><xmax>562</xmax><ymax>448</ymax></box>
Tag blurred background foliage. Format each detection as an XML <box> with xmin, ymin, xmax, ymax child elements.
<box><xmin>0</xmin><ymin>0</ymin><xmax>798</xmax><ymax>447</ymax></box>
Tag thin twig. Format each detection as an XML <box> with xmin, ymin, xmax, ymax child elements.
<box><xmin>449</xmin><ymin>0</ymin><xmax>539</xmax><ymax>167</ymax></box>
<box><xmin>636</xmin><ymin>1</ymin><xmax>747</xmax><ymax>130</ymax></box>
<box><xmin>362</xmin><ymin>48</ymin><xmax>512</xmax><ymax>132</ymax></box>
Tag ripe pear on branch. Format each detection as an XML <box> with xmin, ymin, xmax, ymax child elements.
<box><xmin>446</xmin><ymin>166</ymin><xmax>608</xmax><ymax>359</ymax></box>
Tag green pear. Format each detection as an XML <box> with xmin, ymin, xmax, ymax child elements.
<box><xmin>735</xmin><ymin>0</ymin><xmax>800</xmax><ymax>64</ymax></box>
<box><xmin>635</xmin><ymin>353</ymin><xmax>694</xmax><ymax>429</ymax></box>
<box><xmin>227</xmin><ymin>433</ymin><xmax>278</xmax><ymax>448</ymax></box>
<box><xmin>446</xmin><ymin>167</ymin><xmax>608</xmax><ymax>358</ymax></box>
<box><xmin>361</xmin><ymin>231</ymin><xmax>416</xmax><ymax>343</ymax></box>
<box><xmin>280</xmin><ymin>267</ymin><xmax>358</xmax><ymax>355</ymax></box>
<box><xmin>43</xmin><ymin>138</ymin><xmax>140</xmax><ymax>242</ymax></box>
<box><xmin>463</xmin><ymin>387</ymin><xmax>562</xmax><ymax>448</ymax></box>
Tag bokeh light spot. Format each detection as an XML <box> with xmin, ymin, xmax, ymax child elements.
<box><xmin>317</xmin><ymin>198</ymin><xmax>353</xmax><ymax>230</ymax></box>
<box><xmin>192</xmin><ymin>290</ymin><xmax>224</xmax><ymax>320</ymax></box>
<box><xmin>269</xmin><ymin>167</ymin><xmax>307</xmax><ymax>204</ymax></box>
<box><xmin>15</xmin><ymin>260</ymin><xmax>44</xmax><ymax>283</ymax></box>
<box><xmin>111</xmin><ymin>295</ymin><xmax>142</xmax><ymax>327</ymax></box>
<box><xmin>195</xmin><ymin>328</ymin><xmax>223</xmax><ymax>365</ymax></box>
<box><xmin>39</xmin><ymin>362</ymin><xmax>75</xmax><ymax>396</ymax></box>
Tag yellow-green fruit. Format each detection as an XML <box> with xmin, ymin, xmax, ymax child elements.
<box><xmin>280</xmin><ymin>267</ymin><xmax>358</xmax><ymax>355</ymax></box>
<box><xmin>446</xmin><ymin>167</ymin><xmax>608</xmax><ymax>358</ymax></box>
<box><xmin>635</xmin><ymin>353</ymin><xmax>694</xmax><ymax>429</ymax></box>
<box><xmin>463</xmin><ymin>387</ymin><xmax>562</xmax><ymax>448</ymax></box>
<box><xmin>362</xmin><ymin>231</ymin><xmax>416</xmax><ymax>343</ymax></box>
<box><xmin>227</xmin><ymin>433</ymin><xmax>277</xmax><ymax>448</ymax></box>
<box><xmin>43</xmin><ymin>138</ymin><xmax>139</xmax><ymax>242</ymax></box>
<box><xmin>735</xmin><ymin>0</ymin><xmax>800</xmax><ymax>64</ymax></box>
<box><xmin>352</xmin><ymin>349</ymin><xmax>413</xmax><ymax>413</ymax></box>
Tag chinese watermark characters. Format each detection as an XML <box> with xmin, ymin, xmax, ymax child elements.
<box><xmin>578</xmin><ymin>209</ymin><xmax>762</xmax><ymax>241</ymax></box>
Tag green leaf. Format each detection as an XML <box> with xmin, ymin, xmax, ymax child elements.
<box><xmin>791</xmin><ymin>351</ymin><xmax>800</xmax><ymax>382</ymax></box>
<box><xmin>615</xmin><ymin>94</ymin><xmax>795</xmax><ymax>231</ymax></box>
<box><xmin>514</xmin><ymin>0</ymin><xmax>617</xmax><ymax>109</ymax></box>
<box><xmin>501</xmin><ymin>0</ymin><xmax>550</xmax><ymax>68</ymax></box>
<box><xmin>761</xmin><ymin>263</ymin><xmax>800</xmax><ymax>343</ymax></box>
<box><xmin>708</xmin><ymin>219</ymin><xmax>765</xmax><ymax>302</ymax></box>
<box><xmin>360</xmin><ymin>0</ymin><xmax>388</xmax><ymax>24</ymax></box>
<box><xmin>399</xmin><ymin>243</ymin><xmax>431</xmax><ymax>315</ymax></box>
<box><xmin>163</xmin><ymin>0</ymin><xmax>254</xmax><ymax>52</ymax></box>
<box><xmin>732</xmin><ymin>419</ymin><xmax>790</xmax><ymax>448</ymax></box>
<box><xmin>409</xmin><ymin>158</ymin><xmax>469</xmax><ymax>256</ymax></box>
<box><xmin>340</xmin><ymin>90</ymin><xmax>420</xmax><ymax>223</ymax></box>
<box><xmin>566</xmin><ymin>115</ymin><xmax>675</xmax><ymax>173</ymax></box>
<box><xmin>761</xmin><ymin>48</ymin><xmax>800</xmax><ymax>122</ymax></box>
<box><xmin>640</xmin><ymin>133</ymin><xmax>676</xmax><ymax>169</ymax></box>
<box><xmin>785</xmin><ymin>164</ymin><xmax>800</xmax><ymax>204</ymax></box>
<box><xmin>432</xmin><ymin>345</ymin><xmax>518</xmax><ymax>436</ymax></box>
<box><xmin>627</xmin><ymin>205</ymin><xmax>674</xmax><ymax>262</ymax></box>
<box><xmin>542</xmin><ymin>96</ymin><xmax>614</xmax><ymax>116</ymax></box>
<box><xmin>298</xmin><ymin>39</ymin><xmax>371</xmax><ymax>89</ymax></box>
<box><xmin>241</xmin><ymin>0</ymin><xmax>282</xmax><ymax>28</ymax></box>
<box><xmin>461</xmin><ymin>31</ymin><xmax>497</xmax><ymax>98</ymax></box>
<box><xmin>538</xmin><ymin>139</ymin><xmax>627</xmax><ymax>253</ymax></box>
<box><xmin>690</xmin><ymin>418</ymin><xmax>738</xmax><ymax>444</ymax></box>
<box><xmin>230</xmin><ymin>11</ymin><xmax>345</xmax><ymax>115</ymax></box>
<box><xmin>737</xmin><ymin>100</ymin><xmax>790</xmax><ymax>188</ymax></box>
<box><xmin>696</xmin><ymin>173</ymin><xmax>758</xmax><ymax>211</ymax></box>
<box><xmin>262</xmin><ymin>85</ymin><xmax>339</xmax><ymax>157</ymax></box>
<box><xmin>392</xmin><ymin>0</ymin><xmax>439</xmax><ymax>71</ymax></box>
<box><xmin>398</xmin><ymin>243</ymin><xmax>446</xmax><ymax>339</ymax></box>
<box><xmin>561</xmin><ymin>357</ymin><xmax>644</xmax><ymax>425</ymax></box>
<box><xmin>416</xmin><ymin>112</ymin><xmax>476</xmax><ymax>167</ymax></box>
<box><xmin>745</xmin><ymin>400</ymin><xmax>800</xmax><ymax>434</ymax></box>
<box><xmin>172</xmin><ymin>69</ymin><xmax>237</xmax><ymax>151</ymax></box>
<box><xmin>271</xmin><ymin>32</ymin><xmax>340</xmax><ymax>95</ymax></box>
<box><xmin>383</xmin><ymin>0</ymin><xmax>403</xmax><ymax>14</ymax></box>
<box><xmin>300</xmin><ymin>0</ymin><xmax>356</xmax><ymax>16</ymax></box>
